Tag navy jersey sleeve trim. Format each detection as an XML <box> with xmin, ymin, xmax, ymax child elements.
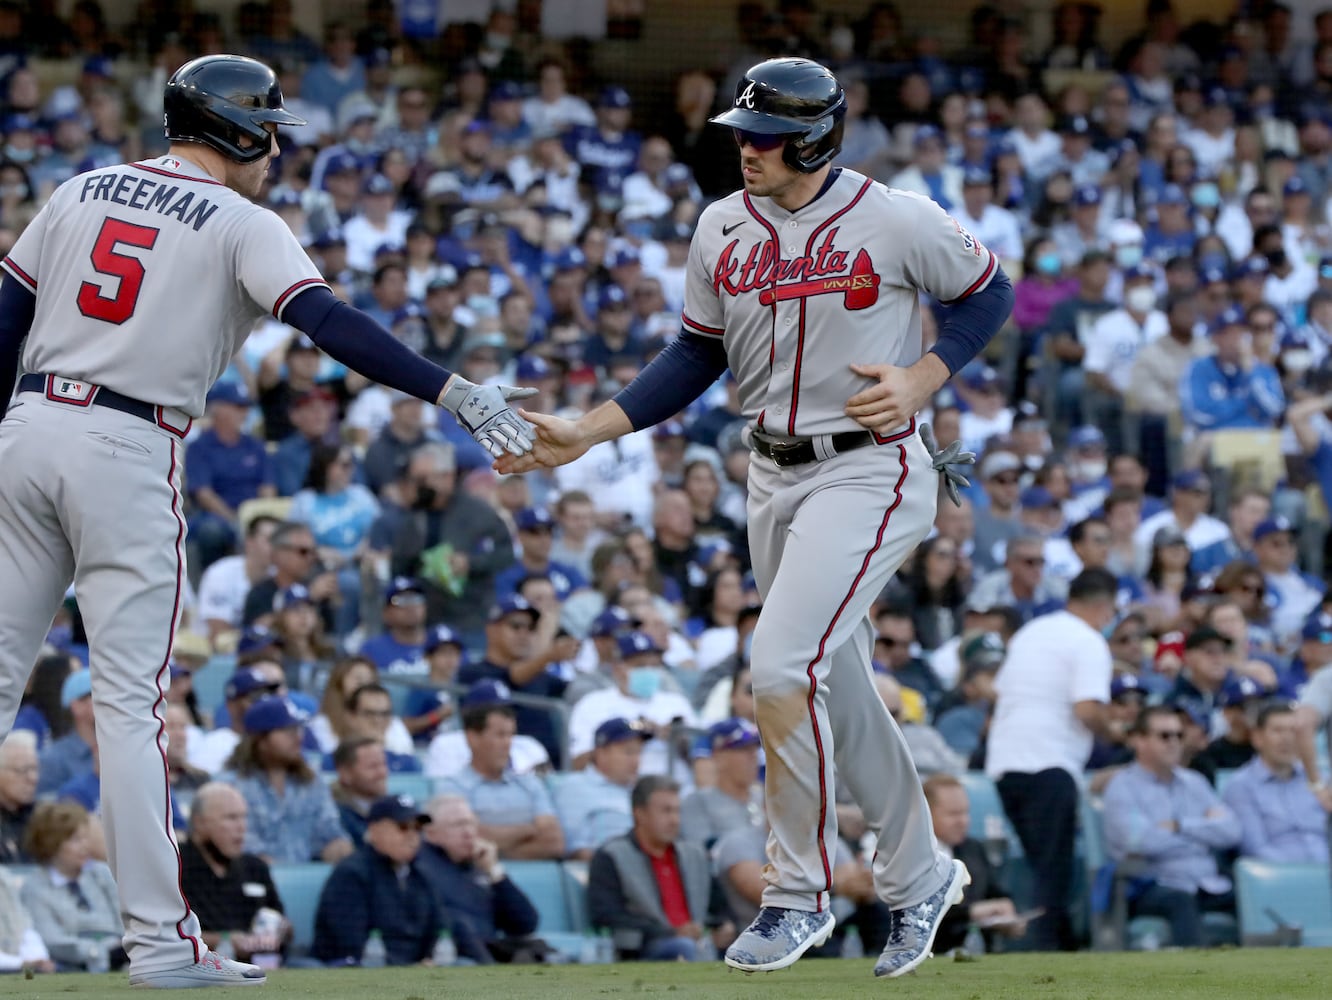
<box><xmin>0</xmin><ymin>274</ymin><xmax>37</xmax><ymax>404</ymax></box>
<box><xmin>613</xmin><ymin>329</ymin><xmax>730</xmax><ymax>431</ymax></box>
<box><xmin>927</xmin><ymin>263</ymin><xmax>1014</xmax><ymax>376</ymax></box>
<box><xmin>284</xmin><ymin>286</ymin><xmax>452</xmax><ymax>403</ymax></box>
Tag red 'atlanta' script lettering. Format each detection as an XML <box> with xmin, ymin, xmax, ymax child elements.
<box><xmin>713</xmin><ymin>228</ymin><xmax>850</xmax><ymax>297</ymax></box>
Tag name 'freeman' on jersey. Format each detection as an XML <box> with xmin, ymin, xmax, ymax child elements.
<box><xmin>78</xmin><ymin>171</ymin><xmax>219</xmax><ymax>232</ymax></box>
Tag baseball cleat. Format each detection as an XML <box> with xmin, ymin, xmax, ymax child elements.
<box><xmin>873</xmin><ymin>859</ymin><xmax>971</xmax><ymax>978</ymax></box>
<box><xmin>724</xmin><ymin>906</ymin><xmax>836</xmax><ymax>973</ymax></box>
<box><xmin>128</xmin><ymin>951</ymin><xmax>267</xmax><ymax>988</ymax></box>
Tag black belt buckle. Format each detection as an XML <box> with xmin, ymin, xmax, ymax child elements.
<box><xmin>754</xmin><ymin>434</ymin><xmax>814</xmax><ymax>467</ymax></box>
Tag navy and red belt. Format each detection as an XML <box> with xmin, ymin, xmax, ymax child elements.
<box><xmin>18</xmin><ymin>372</ymin><xmax>192</xmax><ymax>438</ymax></box>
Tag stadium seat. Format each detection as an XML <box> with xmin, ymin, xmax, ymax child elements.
<box><xmin>505</xmin><ymin>860</ymin><xmax>586</xmax><ymax>959</ymax></box>
<box><xmin>269</xmin><ymin>862</ymin><xmax>332</xmax><ymax>956</ymax></box>
<box><xmin>1235</xmin><ymin>860</ymin><xmax>1332</xmax><ymax>947</ymax></box>
<box><xmin>191</xmin><ymin>654</ymin><xmax>237</xmax><ymax>723</ymax></box>
<box><xmin>386</xmin><ymin>773</ymin><xmax>432</xmax><ymax>801</ymax></box>
<box><xmin>1214</xmin><ymin>769</ymin><xmax>1237</xmax><ymax>796</ymax></box>
<box><xmin>959</xmin><ymin>771</ymin><xmax>1022</xmax><ymax>858</ymax></box>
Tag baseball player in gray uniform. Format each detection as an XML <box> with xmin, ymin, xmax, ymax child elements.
<box><xmin>499</xmin><ymin>58</ymin><xmax>1014</xmax><ymax>977</ymax></box>
<box><xmin>0</xmin><ymin>55</ymin><xmax>534</xmax><ymax>988</ymax></box>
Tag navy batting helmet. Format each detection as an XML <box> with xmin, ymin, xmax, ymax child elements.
<box><xmin>709</xmin><ymin>58</ymin><xmax>846</xmax><ymax>174</ymax></box>
<box><xmin>163</xmin><ymin>54</ymin><xmax>305</xmax><ymax>164</ymax></box>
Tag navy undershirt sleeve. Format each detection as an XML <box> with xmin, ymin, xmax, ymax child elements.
<box><xmin>283</xmin><ymin>286</ymin><xmax>452</xmax><ymax>403</ymax></box>
<box><xmin>613</xmin><ymin>330</ymin><xmax>730</xmax><ymax>431</ymax></box>
<box><xmin>927</xmin><ymin>264</ymin><xmax>1015</xmax><ymax>376</ymax></box>
<box><xmin>0</xmin><ymin>275</ymin><xmax>36</xmax><ymax>405</ymax></box>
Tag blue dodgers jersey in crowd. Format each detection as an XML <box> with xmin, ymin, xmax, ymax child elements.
<box><xmin>359</xmin><ymin>633</ymin><xmax>428</xmax><ymax>679</ymax></box>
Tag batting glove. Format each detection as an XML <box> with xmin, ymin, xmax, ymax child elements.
<box><xmin>440</xmin><ymin>377</ymin><xmax>539</xmax><ymax>458</ymax></box>
<box><xmin>919</xmin><ymin>421</ymin><xmax>975</xmax><ymax>507</ymax></box>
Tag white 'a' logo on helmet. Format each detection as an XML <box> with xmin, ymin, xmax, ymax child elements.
<box><xmin>737</xmin><ymin>82</ymin><xmax>757</xmax><ymax>109</ymax></box>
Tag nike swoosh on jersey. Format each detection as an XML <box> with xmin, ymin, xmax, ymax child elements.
<box><xmin>722</xmin><ymin>221</ymin><xmax>747</xmax><ymax>236</ymax></box>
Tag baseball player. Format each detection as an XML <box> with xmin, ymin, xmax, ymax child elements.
<box><xmin>0</xmin><ymin>55</ymin><xmax>534</xmax><ymax>988</ymax></box>
<box><xmin>498</xmin><ymin>57</ymin><xmax>1014</xmax><ymax>977</ymax></box>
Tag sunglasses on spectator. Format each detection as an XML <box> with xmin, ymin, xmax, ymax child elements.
<box><xmin>1149</xmin><ymin>729</ymin><xmax>1184</xmax><ymax>742</ymax></box>
<box><xmin>732</xmin><ymin>129</ymin><xmax>788</xmax><ymax>151</ymax></box>
<box><xmin>991</xmin><ymin>474</ymin><xmax>1020</xmax><ymax>486</ymax></box>
<box><xmin>877</xmin><ymin>636</ymin><xmax>906</xmax><ymax>647</ymax></box>
<box><xmin>281</xmin><ymin>544</ymin><xmax>315</xmax><ymax>556</ymax></box>
<box><xmin>1017</xmin><ymin>556</ymin><xmax>1046</xmax><ymax>566</ymax></box>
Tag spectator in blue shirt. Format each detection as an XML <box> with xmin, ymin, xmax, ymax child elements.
<box><xmin>566</xmin><ymin>86</ymin><xmax>642</xmax><ymax>193</ymax></box>
<box><xmin>494</xmin><ymin>507</ymin><xmax>587</xmax><ymax>601</ymax></box>
<box><xmin>554</xmin><ymin>718</ymin><xmax>650</xmax><ymax>859</ymax></box>
<box><xmin>273</xmin><ymin>388</ymin><xmax>340</xmax><ymax>499</ymax></box>
<box><xmin>312</xmin><ymin>794</ymin><xmax>441</xmax><ymax>966</ymax></box>
<box><xmin>36</xmin><ymin>670</ymin><xmax>94</xmax><ymax>797</ymax></box>
<box><xmin>1191</xmin><ymin>488</ymin><xmax>1270</xmax><ymax>576</ymax></box>
<box><xmin>935</xmin><ymin>633</ymin><xmax>1004</xmax><ymax>758</ymax></box>
<box><xmin>1253</xmin><ymin>516</ymin><xmax>1326</xmax><ymax>651</ymax></box>
<box><xmin>1179</xmin><ymin>305</ymin><xmax>1285</xmax><ymax>433</ymax></box>
<box><xmin>300</xmin><ymin>23</ymin><xmax>365</xmax><ymax>115</ymax></box>
<box><xmin>402</xmin><ymin>625</ymin><xmax>465</xmax><ymax>745</ymax></box>
<box><xmin>1221</xmin><ymin>703</ymin><xmax>1330</xmax><ymax>864</ymax></box>
<box><xmin>359</xmin><ymin>576</ymin><xmax>429</xmax><ymax>682</ymax></box>
<box><xmin>185</xmin><ymin>382</ymin><xmax>274</xmax><ymax>571</ymax></box>
<box><xmin>1103</xmin><ymin>705</ymin><xmax>1241</xmax><ymax>947</ymax></box>
<box><xmin>1167</xmin><ymin>626</ymin><xmax>1235</xmax><ymax>731</ymax></box>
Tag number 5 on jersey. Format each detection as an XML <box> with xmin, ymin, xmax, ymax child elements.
<box><xmin>78</xmin><ymin>218</ymin><xmax>160</xmax><ymax>324</ymax></box>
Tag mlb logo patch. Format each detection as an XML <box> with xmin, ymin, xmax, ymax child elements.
<box><xmin>46</xmin><ymin>376</ymin><xmax>97</xmax><ymax>404</ymax></box>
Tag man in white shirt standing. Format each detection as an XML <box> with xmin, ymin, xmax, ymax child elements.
<box><xmin>986</xmin><ymin>568</ymin><xmax>1117</xmax><ymax>951</ymax></box>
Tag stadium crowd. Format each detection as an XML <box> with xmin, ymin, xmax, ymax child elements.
<box><xmin>5</xmin><ymin>0</ymin><xmax>1332</xmax><ymax>972</ymax></box>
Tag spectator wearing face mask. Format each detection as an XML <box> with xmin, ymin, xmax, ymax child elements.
<box><xmin>1084</xmin><ymin>263</ymin><xmax>1168</xmax><ymax>452</ymax></box>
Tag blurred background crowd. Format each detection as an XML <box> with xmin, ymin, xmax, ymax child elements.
<box><xmin>3</xmin><ymin>0</ymin><xmax>1332</xmax><ymax>975</ymax></box>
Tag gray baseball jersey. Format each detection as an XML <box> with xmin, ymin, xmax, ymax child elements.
<box><xmin>3</xmin><ymin>155</ymin><xmax>327</xmax><ymax>417</ymax></box>
<box><xmin>684</xmin><ymin>168</ymin><xmax>996</xmax><ymax>436</ymax></box>
<box><xmin>680</xmin><ymin>169</ymin><xmax>996</xmax><ymax>915</ymax></box>
<box><xmin>0</xmin><ymin>155</ymin><xmax>325</xmax><ymax>977</ymax></box>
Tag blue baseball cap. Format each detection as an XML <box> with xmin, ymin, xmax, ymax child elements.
<box><xmin>1283</xmin><ymin>176</ymin><xmax>1310</xmax><ymax>198</ymax></box>
<box><xmin>61</xmin><ymin>668</ymin><xmax>92</xmax><ymax>708</ymax></box>
<box><xmin>1068</xmin><ymin>425</ymin><xmax>1105</xmax><ymax>451</ymax></box>
<box><xmin>1172</xmin><ymin>469</ymin><xmax>1211</xmax><ymax>492</ymax></box>
<box><xmin>598</xmin><ymin>85</ymin><xmax>632</xmax><ymax>109</ymax></box>
<box><xmin>1219</xmin><ymin>676</ymin><xmax>1270</xmax><ymax>708</ymax></box>
<box><xmin>599</xmin><ymin>284</ymin><xmax>629</xmax><ymax>310</ymax></box>
<box><xmin>323</xmin><ymin>150</ymin><xmax>361</xmax><ymax>177</ymax></box>
<box><xmin>515</xmin><ymin>355</ymin><xmax>553</xmax><ymax>381</ymax></box>
<box><xmin>965</xmin><ymin>365</ymin><xmax>1001</xmax><ymax>390</ymax></box>
<box><xmin>490</xmin><ymin>80</ymin><xmax>523</xmax><ymax>102</ymax></box>
<box><xmin>225</xmin><ymin>667</ymin><xmax>280</xmax><ymax>702</ymax></box>
<box><xmin>1073</xmin><ymin>184</ymin><xmax>1102</xmax><ymax>207</ymax></box>
<box><xmin>461</xmin><ymin>679</ymin><xmax>512</xmax><ymax>707</ymax></box>
<box><xmin>515</xmin><ymin>506</ymin><xmax>555</xmax><ymax>531</ymax></box>
<box><xmin>663</xmin><ymin>162</ymin><xmax>694</xmax><ymax>188</ymax></box>
<box><xmin>1253</xmin><ymin>516</ymin><xmax>1295</xmax><ymax>542</ymax></box>
<box><xmin>1156</xmin><ymin>184</ymin><xmax>1188</xmax><ymax>206</ymax></box>
<box><xmin>1210</xmin><ymin>305</ymin><xmax>1247</xmax><ymax>334</ymax></box>
<box><xmin>1</xmin><ymin>113</ymin><xmax>35</xmax><ymax>134</ymax></box>
<box><xmin>1233</xmin><ymin>256</ymin><xmax>1270</xmax><ymax>280</ymax></box>
<box><xmin>607</xmin><ymin>245</ymin><xmax>641</xmax><ymax>269</ymax></box>
<box><xmin>425</xmin><ymin>624</ymin><xmax>463</xmax><ymax>653</ymax></box>
<box><xmin>653</xmin><ymin>419</ymin><xmax>686</xmax><ymax>440</ymax></box>
<box><xmin>1123</xmin><ymin>261</ymin><xmax>1156</xmax><ymax>282</ymax></box>
<box><xmin>616</xmin><ymin>630</ymin><xmax>664</xmax><ymax>659</ymax></box>
<box><xmin>243</xmin><ymin>695</ymin><xmax>309</xmax><ymax>734</ymax></box>
<box><xmin>590</xmin><ymin>606</ymin><xmax>635</xmax><ymax>638</ymax></box>
<box><xmin>236</xmin><ymin>625</ymin><xmax>280</xmax><ymax>657</ymax></box>
<box><xmin>1302</xmin><ymin>611</ymin><xmax>1332</xmax><ymax>642</ymax></box>
<box><xmin>594</xmin><ymin>717</ymin><xmax>652</xmax><ymax>748</ymax></box>
<box><xmin>488</xmin><ymin>594</ymin><xmax>539</xmax><ymax>623</ymax></box>
<box><xmin>82</xmin><ymin>55</ymin><xmax>113</xmax><ymax>78</ymax></box>
<box><xmin>913</xmin><ymin>124</ymin><xmax>942</xmax><ymax>146</ymax></box>
<box><xmin>1057</xmin><ymin>114</ymin><xmax>1091</xmax><ymax>135</ymax></box>
<box><xmin>268</xmin><ymin>188</ymin><xmax>303</xmax><ymax>210</ymax></box>
<box><xmin>553</xmin><ymin>247</ymin><xmax>587</xmax><ymax>273</ymax></box>
<box><xmin>362</xmin><ymin>173</ymin><xmax>395</xmax><ymax>196</ymax></box>
<box><xmin>1198</xmin><ymin>265</ymin><xmax>1229</xmax><ymax>287</ymax></box>
<box><xmin>708</xmin><ymin>717</ymin><xmax>761</xmax><ymax>752</ymax></box>
<box><xmin>1170</xmin><ymin>700</ymin><xmax>1209</xmax><ymax>729</ymax></box>
<box><xmin>206</xmin><ymin>381</ymin><xmax>251</xmax><ymax>407</ymax></box>
<box><xmin>273</xmin><ymin>583</ymin><xmax>313</xmax><ymax>613</ymax></box>
<box><xmin>1203</xmin><ymin>85</ymin><xmax>1231</xmax><ymax>109</ymax></box>
<box><xmin>384</xmin><ymin>576</ymin><xmax>425</xmax><ymax>604</ymax></box>
<box><xmin>962</xmin><ymin>165</ymin><xmax>992</xmax><ymax>187</ymax></box>
<box><xmin>1020</xmin><ymin>485</ymin><xmax>1059</xmax><ymax>510</ymax></box>
<box><xmin>367</xmin><ymin>793</ymin><xmax>430</xmax><ymax>826</ymax></box>
<box><xmin>1110</xmin><ymin>673</ymin><xmax>1146</xmax><ymax>700</ymax></box>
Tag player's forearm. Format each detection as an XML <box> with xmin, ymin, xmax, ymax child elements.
<box><xmin>574</xmin><ymin>399</ymin><xmax>636</xmax><ymax>447</ymax></box>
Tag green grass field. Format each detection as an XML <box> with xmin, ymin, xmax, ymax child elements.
<box><xmin>7</xmin><ymin>951</ymin><xmax>1329</xmax><ymax>999</ymax></box>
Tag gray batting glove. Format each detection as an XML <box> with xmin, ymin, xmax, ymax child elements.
<box><xmin>439</xmin><ymin>377</ymin><xmax>539</xmax><ymax>458</ymax></box>
<box><xmin>919</xmin><ymin>421</ymin><xmax>975</xmax><ymax>507</ymax></box>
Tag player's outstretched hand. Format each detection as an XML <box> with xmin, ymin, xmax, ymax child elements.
<box><xmin>920</xmin><ymin>421</ymin><xmax>975</xmax><ymax>507</ymax></box>
<box><xmin>493</xmin><ymin>408</ymin><xmax>593</xmax><ymax>474</ymax></box>
<box><xmin>845</xmin><ymin>363</ymin><xmax>934</xmax><ymax>434</ymax></box>
<box><xmin>440</xmin><ymin>377</ymin><xmax>538</xmax><ymax>459</ymax></box>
